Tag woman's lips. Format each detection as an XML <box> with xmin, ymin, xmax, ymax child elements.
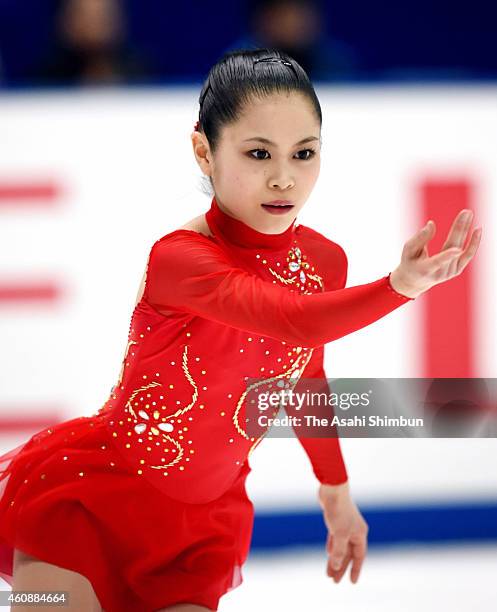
<box><xmin>261</xmin><ymin>203</ymin><xmax>294</xmax><ymax>215</ymax></box>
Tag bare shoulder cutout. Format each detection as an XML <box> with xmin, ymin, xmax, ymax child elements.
<box><xmin>134</xmin><ymin>267</ymin><xmax>147</xmax><ymax>308</ymax></box>
<box><xmin>133</xmin><ymin>214</ymin><xmax>212</xmax><ymax>314</ymax></box>
<box><xmin>132</xmin><ymin>214</ymin><xmax>211</xmax><ymax>313</ymax></box>
<box><xmin>178</xmin><ymin>214</ymin><xmax>213</xmax><ymax>238</ymax></box>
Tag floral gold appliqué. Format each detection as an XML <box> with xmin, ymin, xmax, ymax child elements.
<box><xmin>266</xmin><ymin>244</ymin><xmax>323</xmax><ymax>292</ymax></box>
<box><xmin>122</xmin><ymin>345</ymin><xmax>198</xmax><ymax>472</ymax></box>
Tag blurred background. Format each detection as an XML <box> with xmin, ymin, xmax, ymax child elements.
<box><xmin>0</xmin><ymin>0</ymin><xmax>496</xmax><ymax>610</ymax></box>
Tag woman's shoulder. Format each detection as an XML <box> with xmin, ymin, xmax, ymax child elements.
<box><xmin>296</xmin><ymin>223</ymin><xmax>348</xmax><ymax>289</ymax></box>
<box><xmin>147</xmin><ymin>214</ymin><xmax>231</xmax><ymax>268</ymax></box>
<box><xmin>177</xmin><ymin>213</ymin><xmax>213</xmax><ymax>237</ymax></box>
<box><xmin>154</xmin><ymin>214</ymin><xmax>214</xmax><ymax>246</ymax></box>
<box><xmin>296</xmin><ymin>223</ymin><xmax>347</xmax><ymax>262</ymax></box>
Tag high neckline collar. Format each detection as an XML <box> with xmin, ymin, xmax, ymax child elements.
<box><xmin>205</xmin><ymin>196</ymin><xmax>296</xmax><ymax>251</ymax></box>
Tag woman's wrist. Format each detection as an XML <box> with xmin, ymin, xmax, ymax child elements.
<box><xmin>319</xmin><ymin>480</ymin><xmax>350</xmax><ymax>499</ymax></box>
<box><xmin>388</xmin><ymin>268</ymin><xmax>420</xmax><ymax>299</ymax></box>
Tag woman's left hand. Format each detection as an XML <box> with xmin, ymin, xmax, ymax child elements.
<box><xmin>318</xmin><ymin>481</ymin><xmax>368</xmax><ymax>584</ymax></box>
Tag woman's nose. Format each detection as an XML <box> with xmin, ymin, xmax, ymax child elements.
<box><xmin>268</xmin><ymin>167</ymin><xmax>295</xmax><ymax>190</ymax></box>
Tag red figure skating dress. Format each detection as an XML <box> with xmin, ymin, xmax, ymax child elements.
<box><xmin>0</xmin><ymin>196</ymin><xmax>413</xmax><ymax>611</ymax></box>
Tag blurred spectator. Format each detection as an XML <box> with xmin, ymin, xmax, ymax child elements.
<box><xmin>33</xmin><ymin>0</ymin><xmax>153</xmax><ymax>86</ymax></box>
<box><xmin>226</xmin><ymin>0</ymin><xmax>360</xmax><ymax>80</ymax></box>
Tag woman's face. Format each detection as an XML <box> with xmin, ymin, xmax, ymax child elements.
<box><xmin>191</xmin><ymin>91</ymin><xmax>321</xmax><ymax>234</ymax></box>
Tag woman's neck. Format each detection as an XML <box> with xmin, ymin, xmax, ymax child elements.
<box><xmin>205</xmin><ymin>196</ymin><xmax>296</xmax><ymax>251</ymax></box>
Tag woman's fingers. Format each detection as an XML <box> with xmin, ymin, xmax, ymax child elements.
<box><xmin>423</xmin><ymin>246</ymin><xmax>462</xmax><ymax>272</ymax></box>
<box><xmin>456</xmin><ymin>227</ymin><xmax>482</xmax><ymax>274</ymax></box>
<box><xmin>441</xmin><ymin>209</ymin><xmax>473</xmax><ymax>250</ymax></box>
<box><xmin>328</xmin><ymin>532</ymin><xmax>349</xmax><ymax>570</ymax></box>
<box><xmin>404</xmin><ymin>221</ymin><xmax>435</xmax><ymax>259</ymax></box>
<box><xmin>396</xmin><ymin>210</ymin><xmax>481</xmax><ymax>294</ymax></box>
<box><xmin>443</xmin><ymin>226</ymin><xmax>481</xmax><ymax>279</ymax></box>
<box><xmin>327</xmin><ymin>538</ymin><xmax>366</xmax><ymax>584</ymax></box>
<box><xmin>405</xmin><ymin>209</ymin><xmax>475</xmax><ymax>262</ymax></box>
<box><xmin>350</xmin><ymin>538</ymin><xmax>367</xmax><ymax>584</ymax></box>
<box><xmin>329</xmin><ymin>547</ymin><xmax>352</xmax><ymax>582</ymax></box>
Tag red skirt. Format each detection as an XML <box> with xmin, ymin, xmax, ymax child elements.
<box><xmin>0</xmin><ymin>415</ymin><xmax>254</xmax><ymax>611</ymax></box>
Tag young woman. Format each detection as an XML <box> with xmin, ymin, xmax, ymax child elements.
<box><xmin>0</xmin><ymin>48</ymin><xmax>481</xmax><ymax>612</ymax></box>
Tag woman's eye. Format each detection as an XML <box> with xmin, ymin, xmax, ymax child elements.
<box><xmin>248</xmin><ymin>148</ymin><xmax>316</xmax><ymax>161</ymax></box>
<box><xmin>249</xmin><ymin>149</ymin><xmax>271</xmax><ymax>160</ymax></box>
<box><xmin>295</xmin><ymin>148</ymin><xmax>316</xmax><ymax>160</ymax></box>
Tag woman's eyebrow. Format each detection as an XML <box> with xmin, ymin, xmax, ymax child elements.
<box><xmin>242</xmin><ymin>136</ymin><xmax>319</xmax><ymax>146</ymax></box>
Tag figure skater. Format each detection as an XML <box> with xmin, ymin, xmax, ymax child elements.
<box><xmin>0</xmin><ymin>48</ymin><xmax>481</xmax><ymax>612</ymax></box>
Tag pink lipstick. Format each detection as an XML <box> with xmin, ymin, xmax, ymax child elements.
<box><xmin>261</xmin><ymin>200</ymin><xmax>294</xmax><ymax>215</ymax></box>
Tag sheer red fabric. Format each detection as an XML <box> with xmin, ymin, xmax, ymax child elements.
<box><xmin>0</xmin><ymin>195</ymin><xmax>413</xmax><ymax>610</ymax></box>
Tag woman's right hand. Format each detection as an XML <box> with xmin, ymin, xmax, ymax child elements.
<box><xmin>389</xmin><ymin>209</ymin><xmax>482</xmax><ymax>299</ymax></box>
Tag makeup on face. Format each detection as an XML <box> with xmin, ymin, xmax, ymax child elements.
<box><xmin>261</xmin><ymin>199</ymin><xmax>295</xmax><ymax>215</ymax></box>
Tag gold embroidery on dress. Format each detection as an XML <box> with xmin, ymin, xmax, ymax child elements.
<box><xmin>125</xmin><ymin>344</ymin><xmax>198</xmax><ymax>470</ymax></box>
<box><xmin>247</xmin><ymin>348</ymin><xmax>314</xmax><ymax>456</ymax></box>
<box><xmin>306</xmin><ymin>272</ymin><xmax>323</xmax><ymax>288</ymax></box>
<box><xmin>243</xmin><ymin>242</ymin><xmax>325</xmax><ymax>456</ymax></box>
<box><xmin>267</xmin><ymin>268</ymin><xmax>297</xmax><ymax>285</ymax></box>
<box><xmin>107</xmin><ymin>240</ymin><xmax>327</xmax><ymax>476</ymax></box>
<box><xmin>267</xmin><ymin>245</ymin><xmax>323</xmax><ymax>292</ymax></box>
<box><xmin>232</xmin><ymin>348</ymin><xmax>314</xmax><ymax>457</ymax></box>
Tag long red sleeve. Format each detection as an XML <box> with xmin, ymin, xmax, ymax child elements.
<box><xmin>286</xmin><ymin>345</ymin><xmax>349</xmax><ymax>485</ymax></box>
<box><xmin>144</xmin><ymin>231</ymin><xmax>414</xmax><ymax>349</ymax></box>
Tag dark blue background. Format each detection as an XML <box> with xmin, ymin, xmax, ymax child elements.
<box><xmin>0</xmin><ymin>0</ymin><xmax>495</xmax><ymax>85</ymax></box>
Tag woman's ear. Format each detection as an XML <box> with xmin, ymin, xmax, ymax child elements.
<box><xmin>191</xmin><ymin>132</ymin><xmax>212</xmax><ymax>177</ymax></box>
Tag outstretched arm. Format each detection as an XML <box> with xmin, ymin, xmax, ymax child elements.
<box><xmin>145</xmin><ymin>208</ymin><xmax>480</xmax><ymax>347</ymax></box>
<box><xmin>144</xmin><ymin>231</ymin><xmax>413</xmax><ymax>349</ymax></box>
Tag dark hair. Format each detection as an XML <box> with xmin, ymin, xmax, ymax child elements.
<box><xmin>196</xmin><ymin>47</ymin><xmax>322</xmax><ymax>155</ymax></box>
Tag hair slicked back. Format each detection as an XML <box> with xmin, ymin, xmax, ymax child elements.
<box><xmin>197</xmin><ymin>47</ymin><xmax>322</xmax><ymax>154</ymax></box>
